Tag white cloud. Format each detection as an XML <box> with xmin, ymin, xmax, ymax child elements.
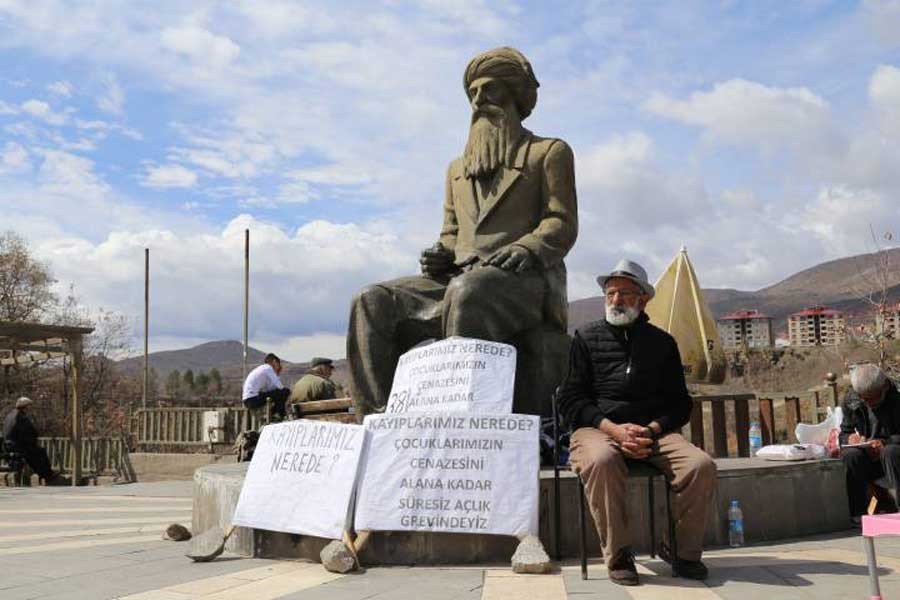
<box><xmin>287</xmin><ymin>164</ymin><xmax>372</xmax><ymax>186</ymax></box>
<box><xmin>865</xmin><ymin>0</ymin><xmax>900</xmax><ymax>45</ymax></box>
<box><xmin>261</xmin><ymin>332</ymin><xmax>347</xmax><ymax>362</ymax></box>
<box><xmin>20</xmin><ymin>99</ymin><xmax>67</xmax><ymax>125</ymax></box>
<box><xmin>0</xmin><ymin>141</ymin><xmax>30</xmax><ymax>174</ymax></box>
<box><xmin>566</xmin><ymin>131</ymin><xmax>719</xmax><ymax>298</ymax></box>
<box><xmin>644</xmin><ymin>79</ymin><xmax>835</xmax><ymax>153</ymax></box>
<box><xmin>792</xmin><ymin>186</ymin><xmax>900</xmax><ymax>256</ymax></box>
<box><xmin>37</xmin><ymin>149</ymin><xmax>110</xmax><ymax>198</ymax></box>
<box><xmin>870</xmin><ymin>64</ymin><xmax>900</xmax><ymax>132</ymax></box>
<box><xmin>0</xmin><ymin>100</ymin><xmax>18</xmax><ymax>115</ymax></box>
<box><xmin>24</xmin><ymin>215</ymin><xmax>414</xmax><ymax>356</ymax></box>
<box><xmin>97</xmin><ymin>75</ymin><xmax>124</xmax><ymax>115</ymax></box>
<box><xmin>168</xmin><ymin>128</ymin><xmax>276</xmax><ymax>179</ymax></box>
<box><xmin>577</xmin><ymin>131</ymin><xmax>653</xmax><ymax>187</ymax></box>
<box><xmin>46</xmin><ymin>80</ymin><xmax>73</xmax><ymax>97</ymax></box>
<box><xmin>160</xmin><ymin>26</ymin><xmax>241</xmax><ymax>68</ymax></box>
<box><xmin>275</xmin><ymin>179</ymin><xmax>316</xmax><ymax>204</ymax></box>
<box><xmin>271</xmin><ymin>164</ymin><xmax>374</xmax><ymax>205</ymax></box>
<box><xmin>141</xmin><ymin>164</ymin><xmax>198</xmax><ymax>188</ymax></box>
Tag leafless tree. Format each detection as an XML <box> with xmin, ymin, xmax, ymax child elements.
<box><xmin>0</xmin><ymin>231</ymin><xmax>57</xmax><ymax>322</ymax></box>
<box><xmin>850</xmin><ymin>226</ymin><xmax>899</xmax><ymax>378</ymax></box>
<box><xmin>0</xmin><ymin>235</ymin><xmax>139</xmax><ymax>436</ymax></box>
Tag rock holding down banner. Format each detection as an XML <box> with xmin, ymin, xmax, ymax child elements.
<box><xmin>232</xmin><ymin>420</ymin><xmax>365</xmax><ymax>540</ymax></box>
<box><xmin>386</xmin><ymin>337</ymin><xmax>516</xmax><ymax>414</ymax></box>
<box><xmin>354</xmin><ymin>412</ymin><xmax>540</xmax><ymax>537</ymax></box>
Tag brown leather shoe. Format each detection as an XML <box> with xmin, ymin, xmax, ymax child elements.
<box><xmin>659</xmin><ymin>543</ymin><xmax>709</xmax><ymax>580</ymax></box>
<box><xmin>607</xmin><ymin>547</ymin><xmax>639</xmax><ymax>586</ymax></box>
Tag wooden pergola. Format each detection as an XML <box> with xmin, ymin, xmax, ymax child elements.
<box><xmin>1</xmin><ymin>321</ymin><xmax>94</xmax><ymax>486</ymax></box>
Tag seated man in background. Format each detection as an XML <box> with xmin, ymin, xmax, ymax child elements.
<box><xmin>242</xmin><ymin>353</ymin><xmax>290</xmax><ymax>421</ymax></box>
<box><xmin>840</xmin><ymin>363</ymin><xmax>900</xmax><ymax>522</ymax></box>
<box><xmin>558</xmin><ymin>259</ymin><xmax>716</xmax><ymax>586</ymax></box>
<box><xmin>3</xmin><ymin>397</ymin><xmax>62</xmax><ymax>484</ymax></box>
<box><xmin>290</xmin><ymin>357</ymin><xmax>342</xmax><ymax>405</ymax></box>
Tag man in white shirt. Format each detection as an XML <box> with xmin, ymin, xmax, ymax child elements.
<box><xmin>242</xmin><ymin>353</ymin><xmax>290</xmax><ymax>420</ymax></box>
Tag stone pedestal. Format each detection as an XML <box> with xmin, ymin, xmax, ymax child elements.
<box><xmin>192</xmin><ymin>458</ymin><xmax>850</xmax><ymax>563</ymax></box>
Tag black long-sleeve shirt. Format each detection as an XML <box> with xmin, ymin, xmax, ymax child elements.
<box><xmin>838</xmin><ymin>384</ymin><xmax>900</xmax><ymax>446</ymax></box>
<box><xmin>3</xmin><ymin>408</ymin><xmax>40</xmax><ymax>450</ymax></box>
<box><xmin>558</xmin><ymin>313</ymin><xmax>693</xmax><ymax>433</ymax></box>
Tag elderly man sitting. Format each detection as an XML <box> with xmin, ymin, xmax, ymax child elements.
<box><xmin>3</xmin><ymin>397</ymin><xmax>61</xmax><ymax>485</ymax></box>
<box><xmin>290</xmin><ymin>357</ymin><xmax>343</xmax><ymax>404</ymax></box>
<box><xmin>840</xmin><ymin>363</ymin><xmax>900</xmax><ymax>522</ymax></box>
<box><xmin>558</xmin><ymin>259</ymin><xmax>716</xmax><ymax>586</ymax></box>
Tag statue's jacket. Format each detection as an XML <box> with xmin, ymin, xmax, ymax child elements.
<box><xmin>440</xmin><ymin>131</ymin><xmax>578</xmax><ymax>330</ymax></box>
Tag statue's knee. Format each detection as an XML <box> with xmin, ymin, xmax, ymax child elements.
<box><xmin>444</xmin><ymin>273</ymin><xmax>487</xmax><ymax>311</ymax></box>
<box><xmin>352</xmin><ymin>284</ymin><xmax>390</xmax><ymax>311</ymax></box>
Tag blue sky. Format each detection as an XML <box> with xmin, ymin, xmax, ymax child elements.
<box><xmin>2</xmin><ymin>1</ymin><xmax>900</xmax><ymax>360</ymax></box>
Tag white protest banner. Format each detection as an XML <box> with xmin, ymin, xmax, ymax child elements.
<box><xmin>386</xmin><ymin>337</ymin><xmax>516</xmax><ymax>414</ymax></box>
<box><xmin>232</xmin><ymin>419</ymin><xmax>365</xmax><ymax>540</ymax></box>
<box><xmin>355</xmin><ymin>412</ymin><xmax>540</xmax><ymax>537</ymax></box>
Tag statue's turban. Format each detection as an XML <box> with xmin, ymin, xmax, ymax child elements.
<box><xmin>463</xmin><ymin>47</ymin><xmax>540</xmax><ymax>119</ymax></box>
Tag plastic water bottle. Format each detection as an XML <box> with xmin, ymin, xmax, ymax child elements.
<box><xmin>728</xmin><ymin>500</ymin><xmax>744</xmax><ymax>547</ymax></box>
<box><xmin>749</xmin><ymin>422</ymin><xmax>762</xmax><ymax>457</ymax></box>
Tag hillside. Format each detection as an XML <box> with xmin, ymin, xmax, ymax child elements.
<box><xmin>116</xmin><ymin>340</ymin><xmax>269</xmax><ymax>378</ymax></box>
<box><xmin>116</xmin><ymin>339</ymin><xmax>349</xmax><ymax>389</ymax></box>
<box><xmin>120</xmin><ymin>248</ymin><xmax>900</xmax><ymax>377</ymax></box>
<box><xmin>570</xmin><ymin>247</ymin><xmax>900</xmax><ymax>333</ymax></box>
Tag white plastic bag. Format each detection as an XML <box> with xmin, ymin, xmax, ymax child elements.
<box><xmin>756</xmin><ymin>443</ymin><xmax>823</xmax><ymax>461</ymax></box>
<box><xmin>795</xmin><ymin>406</ymin><xmax>843</xmax><ymax>445</ymax></box>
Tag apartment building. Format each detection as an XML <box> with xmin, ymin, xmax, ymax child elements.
<box><xmin>788</xmin><ymin>306</ymin><xmax>846</xmax><ymax>347</ymax></box>
<box><xmin>716</xmin><ymin>310</ymin><xmax>774</xmax><ymax>349</ymax></box>
<box><xmin>876</xmin><ymin>303</ymin><xmax>900</xmax><ymax>339</ymax></box>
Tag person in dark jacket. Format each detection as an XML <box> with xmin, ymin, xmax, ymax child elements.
<box><xmin>839</xmin><ymin>364</ymin><xmax>900</xmax><ymax>520</ymax></box>
<box><xmin>3</xmin><ymin>397</ymin><xmax>58</xmax><ymax>483</ymax></box>
<box><xmin>290</xmin><ymin>357</ymin><xmax>343</xmax><ymax>405</ymax></box>
<box><xmin>558</xmin><ymin>259</ymin><xmax>716</xmax><ymax>586</ymax></box>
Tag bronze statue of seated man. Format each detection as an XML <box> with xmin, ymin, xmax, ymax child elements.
<box><xmin>346</xmin><ymin>47</ymin><xmax>578</xmax><ymax>417</ymax></box>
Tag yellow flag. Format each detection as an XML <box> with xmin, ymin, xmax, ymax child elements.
<box><xmin>645</xmin><ymin>247</ymin><xmax>726</xmax><ymax>384</ymax></box>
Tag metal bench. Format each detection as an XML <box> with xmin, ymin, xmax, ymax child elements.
<box><xmin>0</xmin><ymin>439</ymin><xmax>28</xmax><ymax>486</ymax></box>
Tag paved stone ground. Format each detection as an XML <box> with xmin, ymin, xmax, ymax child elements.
<box><xmin>1</xmin><ymin>481</ymin><xmax>898</xmax><ymax>599</ymax></box>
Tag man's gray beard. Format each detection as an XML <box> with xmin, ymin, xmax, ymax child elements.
<box><xmin>606</xmin><ymin>304</ymin><xmax>641</xmax><ymax>327</ymax></box>
<box><xmin>463</xmin><ymin>109</ymin><xmax>515</xmax><ymax>180</ymax></box>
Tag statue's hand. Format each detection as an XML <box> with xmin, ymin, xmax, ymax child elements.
<box><xmin>484</xmin><ymin>245</ymin><xmax>535</xmax><ymax>273</ymax></box>
<box><xmin>420</xmin><ymin>242</ymin><xmax>456</xmax><ymax>277</ymax></box>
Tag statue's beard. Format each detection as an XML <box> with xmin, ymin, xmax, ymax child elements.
<box><xmin>463</xmin><ymin>106</ymin><xmax>519</xmax><ymax>180</ymax></box>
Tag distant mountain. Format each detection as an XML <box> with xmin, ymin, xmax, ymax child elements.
<box><xmin>116</xmin><ymin>340</ymin><xmax>268</xmax><ymax>378</ymax></box>
<box><xmin>116</xmin><ymin>339</ymin><xmax>349</xmax><ymax>389</ymax></box>
<box><xmin>569</xmin><ymin>248</ymin><xmax>900</xmax><ymax>334</ymax></box>
<box><xmin>118</xmin><ymin>249</ymin><xmax>900</xmax><ymax>378</ymax></box>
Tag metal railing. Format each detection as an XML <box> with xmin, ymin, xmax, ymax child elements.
<box><xmin>135</xmin><ymin>407</ymin><xmax>211</xmax><ymax>446</ymax></box>
<box><xmin>37</xmin><ymin>436</ymin><xmax>130</xmax><ymax>479</ymax></box>
<box><xmin>131</xmin><ymin>399</ymin><xmax>354</xmax><ymax>450</ymax></box>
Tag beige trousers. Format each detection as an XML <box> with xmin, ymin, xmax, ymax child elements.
<box><xmin>569</xmin><ymin>428</ymin><xmax>717</xmax><ymax>561</ymax></box>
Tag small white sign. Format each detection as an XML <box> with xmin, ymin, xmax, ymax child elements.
<box><xmin>386</xmin><ymin>337</ymin><xmax>516</xmax><ymax>414</ymax></box>
<box><xmin>232</xmin><ymin>420</ymin><xmax>365</xmax><ymax>540</ymax></box>
<box><xmin>354</xmin><ymin>412</ymin><xmax>540</xmax><ymax>537</ymax></box>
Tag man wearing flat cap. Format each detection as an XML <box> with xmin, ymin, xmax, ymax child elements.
<box><xmin>558</xmin><ymin>259</ymin><xmax>716</xmax><ymax>586</ymax></box>
<box><xmin>3</xmin><ymin>397</ymin><xmax>61</xmax><ymax>484</ymax></box>
<box><xmin>290</xmin><ymin>357</ymin><xmax>343</xmax><ymax>405</ymax></box>
<box><xmin>348</xmin><ymin>46</ymin><xmax>577</xmax><ymax>415</ymax></box>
